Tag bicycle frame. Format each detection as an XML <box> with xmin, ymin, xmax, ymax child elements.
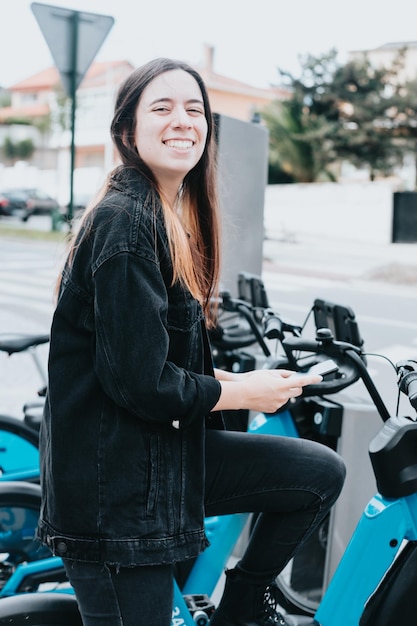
<box><xmin>0</xmin><ymin>417</ymin><xmax>39</xmax><ymax>481</ymax></box>
<box><xmin>4</xmin><ymin>407</ymin><xmax>417</xmax><ymax>626</ymax></box>
<box><xmin>314</xmin><ymin>491</ymin><xmax>417</xmax><ymax>625</ymax></box>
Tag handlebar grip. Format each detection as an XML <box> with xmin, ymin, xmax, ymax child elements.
<box><xmin>401</xmin><ymin>372</ymin><xmax>417</xmax><ymax>410</ymax></box>
<box><xmin>264</xmin><ymin>315</ymin><xmax>283</xmax><ymax>340</ymax></box>
<box><xmin>282</xmin><ymin>336</ymin><xmax>323</xmax><ymax>353</ymax></box>
<box><xmin>409</xmin><ymin>381</ymin><xmax>417</xmax><ymax>410</ymax></box>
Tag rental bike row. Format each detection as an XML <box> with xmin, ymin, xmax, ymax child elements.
<box><xmin>0</xmin><ymin>273</ymin><xmax>416</xmax><ymax>624</ymax></box>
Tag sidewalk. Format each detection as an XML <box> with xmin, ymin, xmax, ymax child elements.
<box><xmin>263</xmin><ymin>233</ymin><xmax>417</xmax><ymax>286</ymax></box>
<box><xmin>2</xmin><ymin>215</ymin><xmax>417</xmax><ymax>285</ymax></box>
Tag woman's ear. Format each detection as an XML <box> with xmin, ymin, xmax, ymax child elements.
<box><xmin>120</xmin><ymin>130</ymin><xmax>129</xmax><ymax>148</ymax></box>
<box><xmin>122</xmin><ymin>127</ymin><xmax>138</xmax><ymax>153</ymax></box>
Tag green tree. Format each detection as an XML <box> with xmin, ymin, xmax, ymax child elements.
<box><xmin>2</xmin><ymin>136</ymin><xmax>16</xmax><ymax>161</ymax></box>
<box><xmin>330</xmin><ymin>51</ymin><xmax>409</xmax><ymax>180</ymax></box>
<box><xmin>262</xmin><ymin>49</ymin><xmax>341</xmax><ymax>183</ymax></box>
<box><xmin>16</xmin><ymin>138</ymin><xmax>35</xmax><ymax>160</ymax></box>
<box><xmin>263</xmin><ymin>48</ymin><xmax>413</xmax><ymax>182</ymax></box>
<box><xmin>262</xmin><ymin>97</ymin><xmax>336</xmax><ymax>183</ymax></box>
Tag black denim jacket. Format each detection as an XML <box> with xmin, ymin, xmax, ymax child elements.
<box><xmin>37</xmin><ymin>167</ymin><xmax>222</xmax><ymax>566</ymax></box>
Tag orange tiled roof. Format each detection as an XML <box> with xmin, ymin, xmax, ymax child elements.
<box><xmin>10</xmin><ymin>67</ymin><xmax>59</xmax><ymax>91</ymax></box>
<box><xmin>8</xmin><ymin>57</ymin><xmax>285</xmax><ymax>101</ymax></box>
<box><xmin>196</xmin><ymin>64</ymin><xmax>289</xmax><ymax>101</ymax></box>
<box><xmin>9</xmin><ymin>60</ymin><xmax>134</xmax><ymax>92</ymax></box>
<box><xmin>0</xmin><ymin>103</ymin><xmax>50</xmax><ymax>122</ymax></box>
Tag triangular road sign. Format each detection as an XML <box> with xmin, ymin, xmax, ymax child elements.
<box><xmin>31</xmin><ymin>2</ymin><xmax>115</xmax><ymax>97</ymax></box>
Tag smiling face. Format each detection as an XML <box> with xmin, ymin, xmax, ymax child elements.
<box><xmin>134</xmin><ymin>69</ymin><xmax>208</xmax><ymax>197</ymax></box>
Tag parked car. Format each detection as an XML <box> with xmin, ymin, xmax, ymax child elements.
<box><xmin>0</xmin><ymin>188</ymin><xmax>61</xmax><ymax>221</ymax></box>
<box><xmin>0</xmin><ymin>189</ymin><xmax>30</xmax><ymax>217</ymax></box>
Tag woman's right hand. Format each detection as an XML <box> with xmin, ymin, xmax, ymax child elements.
<box><xmin>213</xmin><ymin>369</ymin><xmax>322</xmax><ymax>414</ymax></box>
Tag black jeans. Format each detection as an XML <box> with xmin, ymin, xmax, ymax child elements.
<box><xmin>63</xmin><ymin>429</ymin><xmax>345</xmax><ymax>626</ymax></box>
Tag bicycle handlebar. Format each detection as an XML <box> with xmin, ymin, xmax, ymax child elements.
<box><xmin>210</xmin><ymin>291</ymin><xmax>302</xmax><ymax>357</ymax></box>
<box><xmin>211</xmin><ymin>290</ymin><xmax>393</xmax><ymax>421</ymax></box>
<box><xmin>212</xmin><ymin>285</ymin><xmax>417</xmax><ymax>422</ymax></box>
<box><xmin>282</xmin><ymin>329</ymin><xmax>391</xmax><ymax>421</ymax></box>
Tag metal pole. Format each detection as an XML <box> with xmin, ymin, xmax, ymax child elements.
<box><xmin>67</xmin><ymin>10</ymin><xmax>79</xmax><ymax>227</ymax></box>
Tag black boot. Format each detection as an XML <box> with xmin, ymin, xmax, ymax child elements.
<box><xmin>209</xmin><ymin>569</ymin><xmax>290</xmax><ymax>626</ymax></box>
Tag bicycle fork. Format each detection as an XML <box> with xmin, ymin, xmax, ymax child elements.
<box><xmin>172</xmin><ymin>513</ymin><xmax>249</xmax><ymax>625</ymax></box>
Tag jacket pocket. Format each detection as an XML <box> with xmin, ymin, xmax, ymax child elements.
<box><xmin>166</xmin><ymin>288</ymin><xmax>204</xmax><ymax>370</ymax></box>
<box><xmin>166</xmin><ymin>287</ymin><xmax>203</xmax><ymax>332</ymax></box>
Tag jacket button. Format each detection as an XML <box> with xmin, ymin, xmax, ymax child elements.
<box><xmin>56</xmin><ymin>541</ymin><xmax>68</xmax><ymax>554</ymax></box>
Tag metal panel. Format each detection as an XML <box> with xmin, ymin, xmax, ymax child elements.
<box><xmin>214</xmin><ymin>114</ymin><xmax>269</xmax><ymax>295</ymax></box>
<box><xmin>392</xmin><ymin>191</ymin><xmax>417</xmax><ymax>243</ymax></box>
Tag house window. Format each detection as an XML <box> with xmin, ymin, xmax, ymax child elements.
<box><xmin>21</xmin><ymin>93</ymin><xmax>38</xmax><ymax>104</ymax></box>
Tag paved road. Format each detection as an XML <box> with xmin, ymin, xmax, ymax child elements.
<box><xmin>0</xmin><ymin>229</ymin><xmax>64</xmax><ymax>417</ymax></box>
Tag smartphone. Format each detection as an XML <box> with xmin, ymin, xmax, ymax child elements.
<box><xmin>308</xmin><ymin>359</ymin><xmax>339</xmax><ymax>377</ymax></box>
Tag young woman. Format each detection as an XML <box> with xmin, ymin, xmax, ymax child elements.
<box><xmin>37</xmin><ymin>58</ymin><xmax>346</xmax><ymax>626</ymax></box>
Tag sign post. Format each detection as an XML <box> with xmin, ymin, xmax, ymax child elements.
<box><xmin>31</xmin><ymin>3</ymin><xmax>114</xmax><ymax>225</ymax></box>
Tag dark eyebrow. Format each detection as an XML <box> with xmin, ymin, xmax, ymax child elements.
<box><xmin>148</xmin><ymin>97</ymin><xmax>204</xmax><ymax>106</ymax></box>
<box><xmin>186</xmin><ymin>98</ymin><xmax>205</xmax><ymax>106</ymax></box>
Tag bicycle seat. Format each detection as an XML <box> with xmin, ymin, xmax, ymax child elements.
<box><xmin>0</xmin><ymin>333</ymin><xmax>49</xmax><ymax>355</ymax></box>
<box><xmin>0</xmin><ymin>591</ymin><xmax>82</xmax><ymax>623</ymax></box>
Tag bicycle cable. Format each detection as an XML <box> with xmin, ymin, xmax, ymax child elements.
<box><xmin>362</xmin><ymin>351</ymin><xmax>401</xmax><ymax>416</ymax></box>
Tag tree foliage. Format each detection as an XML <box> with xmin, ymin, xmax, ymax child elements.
<box><xmin>0</xmin><ymin>90</ymin><xmax>11</xmax><ymax>108</ymax></box>
<box><xmin>2</xmin><ymin>136</ymin><xmax>35</xmax><ymax>162</ymax></box>
<box><xmin>262</xmin><ymin>96</ymin><xmax>336</xmax><ymax>183</ymax></box>
<box><xmin>263</xmin><ymin>47</ymin><xmax>417</xmax><ymax>183</ymax></box>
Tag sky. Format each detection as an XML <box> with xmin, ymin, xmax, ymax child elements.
<box><xmin>1</xmin><ymin>0</ymin><xmax>417</xmax><ymax>90</ymax></box>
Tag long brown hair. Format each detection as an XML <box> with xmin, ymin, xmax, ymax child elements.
<box><xmin>66</xmin><ymin>58</ymin><xmax>221</xmax><ymax>325</ymax></box>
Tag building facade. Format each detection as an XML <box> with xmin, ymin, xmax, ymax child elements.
<box><xmin>349</xmin><ymin>41</ymin><xmax>417</xmax><ymax>82</ymax></box>
<box><xmin>0</xmin><ymin>46</ymin><xmax>287</xmax><ymax>202</ymax></box>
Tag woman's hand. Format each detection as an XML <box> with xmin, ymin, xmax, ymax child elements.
<box><xmin>213</xmin><ymin>368</ymin><xmax>322</xmax><ymax>414</ymax></box>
